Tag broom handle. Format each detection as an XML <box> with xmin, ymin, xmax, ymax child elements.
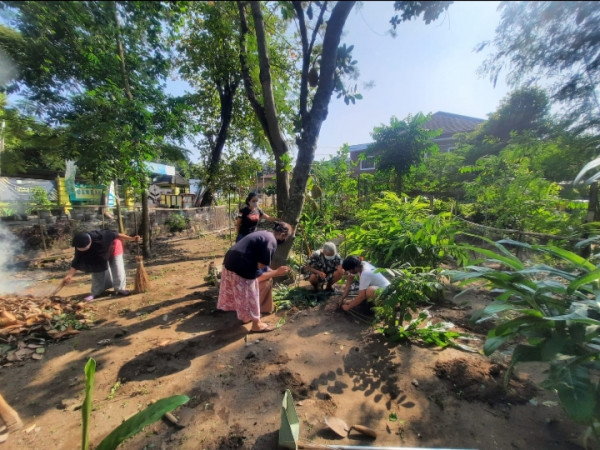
<box><xmin>133</xmin><ymin>210</ymin><xmax>140</xmax><ymax>256</ymax></box>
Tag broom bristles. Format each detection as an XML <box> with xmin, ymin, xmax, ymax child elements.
<box><xmin>134</xmin><ymin>255</ymin><xmax>150</xmax><ymax>293</ymax></box>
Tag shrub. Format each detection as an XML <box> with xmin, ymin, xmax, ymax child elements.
<box><xmin>445</xmin><ymin>234</ymin><xmax>600</xmax><ymax>446</ymax></box>
<box><xmin>164</xmin><ymin>213</ymin><xmax>189</xmax><ymax>232</ymax></box>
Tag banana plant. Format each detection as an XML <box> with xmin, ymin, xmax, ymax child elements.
<box><xmin>82</xmin><ymin>359</ymin><xmax>189</xmax><ymax>450</ymax></box>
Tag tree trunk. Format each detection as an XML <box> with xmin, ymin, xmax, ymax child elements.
<box><xmin>113</xmin><ymin>1</ymin><xmax>150</xmax><ymax>250</ymax></box>
<box><xmin>114</xmin><ymin>179</ymin><xmax>124</xmax><ymax>233</ymax></box>
<box><xmin>200</xmin><ymin>82</ymin><xmax>238</xmax><ymax>207</ymax></box>
<box><xmin>237</xmin><ymin>1</ymin><xmax>355</xmax><ymax>266</ymax></box>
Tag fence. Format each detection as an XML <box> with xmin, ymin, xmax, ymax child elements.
<box><xmin>2</xmin><ymin>205</ymin><xmax>234</xmax><ymax>255</ymax></box>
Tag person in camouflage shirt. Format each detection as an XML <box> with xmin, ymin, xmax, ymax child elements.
<box><xmin>305</xmin><ymin>242</ymin><xmax>344</xmax><ymax>292</ymax></box>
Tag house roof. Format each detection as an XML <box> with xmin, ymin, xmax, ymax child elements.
<box><xmin>348</xmin><ymin>111</ymin><xmax>485</xmax><ymax>153</ymax></box>
<box><xmin>152</xmin><ymin>173</ymin><xmax>189</xmax><ymax>186</ymax></box>
<box><xmin>424</xmin><ymin>111</ymin><xmax>485</xmax><ymax>139</ymax></box>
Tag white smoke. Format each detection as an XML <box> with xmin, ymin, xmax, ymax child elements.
<box><xmin>0</xmin><ymin>221</ymin><xmax>28</xmax><ymax>295</ymax></box>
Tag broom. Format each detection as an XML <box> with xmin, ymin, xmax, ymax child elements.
<box><xmin>133</xmin><ymin>212</ymin><xmax>150</xmax><ymax>293</ymax></box>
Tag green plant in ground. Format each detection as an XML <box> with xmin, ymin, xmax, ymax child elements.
<box><xmin>273</xmin><ymin>284</ymin><xmax>330</xmax><ymax>311</ymax></box>
<box><xmin>373</xmin><ymin>266</ymin><xmax>464</xmax><ymax>348</ymax></box>
<box><xmin>445</xmin><ymin>234</ymin><xmax>600</xmax><ymax>445</ymax></box>
<box><xmin>344</xmin><ymin>191</ymin><xmax>466</xmax><ymax>268</ymax></box>
<box><xmin>164</xmin><ymin>213</ymin><xmax>189</xmax><ymax>233</ymax></box>
<box><xmin>82</xmin><ymin>358</ymin><xmax>189</xmax><ymax>450</ymax></box>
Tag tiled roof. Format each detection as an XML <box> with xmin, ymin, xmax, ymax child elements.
<box><xmin>348</xmin><ymin>111</ymin><xmax>484</xmax><ymax>153</ymax></box>
<box><xmin>424</xmin><ymin>111</ymin><xmax>484</xmax><ymax>139</ymax></box>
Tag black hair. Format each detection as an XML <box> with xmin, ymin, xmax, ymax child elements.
<box><xmin>273</xmin><ymin>221</ymin><xmax>291</xmax><ymax>236</ymax></box>
<box><xmin>72</xmin><ymin>232</ymin><xmax>91</xmax><ymax>248</ymax></box>
<box><xmin>245</xmin><ymin>192</ymin><xmax>258</xmax><ymax>206</ymax></box>
<box><xmin>342</xmin><ymin>255</ymin><xmax>362</xmax><ymax>272</ymax></box>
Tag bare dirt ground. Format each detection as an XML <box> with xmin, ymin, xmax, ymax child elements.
<box><xmin>0</xmin><ymin>233</ymin><xmax>588</xmax><ymax>450</ymax></box>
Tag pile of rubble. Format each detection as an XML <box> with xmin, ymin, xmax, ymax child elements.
<box><xmin>0</xmin><ymin>295</ymin><xmax>93</xmax><ymax>366</ymax></box>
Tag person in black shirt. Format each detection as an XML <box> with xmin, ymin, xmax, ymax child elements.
<box><xmin>62</xmin><ymin>230</ymin><xmax>140</xmax><ymax>302</ymax></box>
<box><xmin>218</xmin><ymin>221</ymin><xmax>292</xmax><ymax>332</ymax></box>
<box><xmin>235</xmin><ymin>192</ymin><xmax>279</xmax><ymax>242</ymax></box>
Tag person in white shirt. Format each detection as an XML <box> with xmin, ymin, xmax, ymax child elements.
<box><xmin>339</xmin><ymin>256</ymin><xmax>390</xmax><ymax>315</ymax></box>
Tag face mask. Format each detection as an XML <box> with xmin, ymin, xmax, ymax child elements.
<box><xmin>324</xmin><ymin>254</ymin><xmax>335</xmax><ymax>260</ymax></box>
<box><xmin>250</xmin><ymin>201</ymin><xmax>258</xmax><ymax>208</ymax></box>
<box><xmin>276</xmin><ymin>238</ymin><xmax>286</xmax><ymax>245</ymax></box>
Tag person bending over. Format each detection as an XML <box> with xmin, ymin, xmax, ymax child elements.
<box><xmin>339</xmin><ymin>256</ymin><xmax>390</xmax><ymax>315</ymax></box>
<box><xmin>218</xmin><ymin>221</ymin><xmax>293</xmax><ymax>332</ymax></box>
<box><xmin>63</xmin><ymin>230</ymin><xmax>140</xmax><ymax>302</ymax></box>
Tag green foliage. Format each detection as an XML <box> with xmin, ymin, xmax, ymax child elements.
<box><xmin>367</xmin><ymin>113</ymin><xmax>441</xmax><ymax>193</ymax></box>
<box><xmin>461</xmin><ymin>143</ymin><xmax>585</xmax><ymax>235</ymax></box>
<box><xmin>96</xmin><ymin>396</ymin><xmax>190</xmax><ymax>450</ymax></box>
<box><xmin>390</xmin><ymin>1</ymin><xmax>453</xmax><ymax>28</ymax></box>
<box><xmin>0</xmin><ymin>94</ymin><xmax>65</xmax><ymax>176</ymax></box>
<box><xmin>310</xmin><ymin>145</ymin><xmax>358</xmax><ymax>221</ymax></box>
<box><xmin>82</xmin><ymin>358</ymin><xmax>95</xmax><ymax>450</ymax></box>
<box><xmin>82</xmin><ymin>358</ymin><xmax>189</xmax><ymax>450</ymax></box>
<box><xmin>344</xmin><ymin>192</ymin><xmax>465</xmax><ymax>267</ymax></box>
<box><xmin>29</xmin><ymin>187</ymin><xmax>53</xmax><ymax>212</ymax></box>
<box><xmin>373</xmin><ymin>266</ymin><xmax>461</xmax><ymax>347</ymax></box>
<box><xmin>164</xmin><ymin>213</ymin><xmax>189</xmax><ymax>233</ymax></box>
<box><xmin>479</xmin><ymin>1</ymin><xmax>600</xmax><ymax>134</ymax></box>
<box><xmin>445</xmin><ymin>235</ymin><xmax>600</xmax><ymax>438</ymax></box>
<box><xmin>273</xmin><ymin>284</ymin><xmax>330</xmax><ymax>310</ymax></box>
<box><xmin>1</xmin><ymin>1</ymin><xmax>184</xmax><ymax>187</ymax></box>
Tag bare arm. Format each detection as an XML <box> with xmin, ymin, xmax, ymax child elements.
<box><xmin>305</xmin><ymin>263</ymin><xmax>326</xmax><ymax>279</ymax></box>
<box><xmin>257</xmin><ymin>266</ymin><xmax>290</xmax><ymax>282</ymax></box>
<box><xmin>117</xmin><ymin>233</ymin><xmax>141</xmax><ymax>242</ymax></box>
<box><xmin>261</xmin><ymin>212</ymin><xmax>280</xmax><ymax>222</ymax></box>
<box><xmin>236</xmin><ymin>217</ymin><xmax>242</xmax><ymax>234</ymax></box>
<box><xmin>63</xmin><ymin>266</ymin><xmax>77</xmax><ymax>284</ymax></box>
<box><xmin>342</xmin><ymin>289</ymin><xmax>367</xmax><ymax>311</ymax></box>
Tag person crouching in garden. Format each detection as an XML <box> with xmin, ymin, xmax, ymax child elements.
<box><xmin>62</xmin><ymin>230</ymin><xmax>141</xmax><ymax>302</ymax></box>
<box><xmin>338</xmin><ymin>256</ymin><xmax>390</xmax><ymax>315</ymax></box>
<box><xmin>305</xmin><ymin>242</ymin><xmax>344</xmax><ymax>292</ymax></box>
<box><xmin>218</xmin><ymin>221</ymin><xmax>292</xmax><ymax>333</ymax></box>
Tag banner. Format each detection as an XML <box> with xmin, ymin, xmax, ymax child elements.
<box><xmin>0</xmin><ymin>177</ymin><xmax>57</xmax><ymax>203</ymax></box>
<box><xmin>144</xmin><ymin>161</ymin><xmax>175</xmax><ymax>176</ymax></box>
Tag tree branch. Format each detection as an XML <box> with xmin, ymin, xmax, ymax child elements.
<box><xmin>236</xmin><ymin>1</ymin><xmax>268</xmax><ymax>132</ymax></box>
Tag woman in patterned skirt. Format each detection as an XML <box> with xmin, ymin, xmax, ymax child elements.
<box><xmin>217</xmin><ymin>222</ymin><xmax>292</xmax><ymax>332</ymax></box>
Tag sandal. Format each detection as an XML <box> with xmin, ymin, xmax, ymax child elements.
<box><xmin>116</xmin><ymin>290</ymin><xmax>130</xmax><ymax>296</ymax></box>
<box><xmin>84</xmin><ymin>295</ymin><xmax>95</xmax><ymax>302</ymax></box>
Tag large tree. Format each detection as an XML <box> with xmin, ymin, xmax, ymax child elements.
<box><xmin>0</xmin><ymin>1</ymin><xmax>185</xmax><ymax>256</ymax></box>
<box><xmin>478</xmin><ymin>1</ymin><xmax>600</xmax><ymax>134</ymax></box>
<box><xmin>368</xmin><ymin>113</ymin><xmax>441</xmax><ymax>194</ymax></box>
<box><xmin>236</xmin><ymin>1</ymin><xmax>452</xmax><ymax>265</ymax></box>
<box><xmin>176</xmin><ymin>2</ymin><xmax>275</xmax><ymax>207</ymax></box>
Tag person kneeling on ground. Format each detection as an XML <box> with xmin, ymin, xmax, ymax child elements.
<box><xmin>62</xmin><ymin>230</ymin><xmax>141</xmax><ymax>302</ymax></box>
<box><xmin>305</xmin><ymin>242</ymin><xmax>344</xmax><ymax>292</ymax></box>
<box><xmin>217</xmin><ymin>221</ymin><xmax>292</xmax><ymax>333</ymax></box>
<box><xmin>339</xmin><ymin>256</ymin><xmax>390</xmax><ymax>315</ymax></box>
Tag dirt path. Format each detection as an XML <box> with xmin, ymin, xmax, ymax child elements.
<box><xmin>0</xmin><ymin>233</ymin><xmax>586</xmax><ymax>449</ymax></box>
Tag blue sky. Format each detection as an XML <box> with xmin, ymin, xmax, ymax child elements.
<box><xmin>313</xmin><ymin>1</ymin><xmax>510</xmax><ymax>160</ymax></box>
<box><xmin>169</xmin><ymin>1</ymin><xmax>511</xmax><ymax>162</ymax></box>
<box><xmin>2</xmin><ymin>1</ymin><xmax>512</xmax><ymax>164</ymax></box>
